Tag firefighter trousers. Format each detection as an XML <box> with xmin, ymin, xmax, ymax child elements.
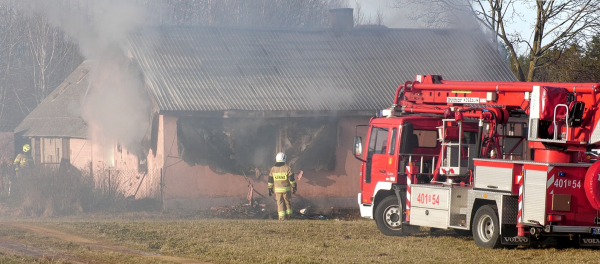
<box><xmin>275</xmin><ymin>192</ymin><xmax>292</xmax><ymax>220</ymax></box>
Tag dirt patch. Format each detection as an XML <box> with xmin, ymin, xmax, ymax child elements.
<box><xmin>0</xmin><ymin>236</ymin><xmax>100</xmax><ymax>263</ymax></box>
<box><xmin>0</xmin><ymin>222</ymin><xmax>210</xmax><ymax>263</ymax></box>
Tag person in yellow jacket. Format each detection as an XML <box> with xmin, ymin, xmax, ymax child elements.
<box><xmin>14</xmin><ymin>144</ymin><xmax>33</xmax><ymax>175</ymax></box>
<box><xmin>268</xmin><ymin>152</ymin><xmax>296</xmax><ymax>220</ymax></box>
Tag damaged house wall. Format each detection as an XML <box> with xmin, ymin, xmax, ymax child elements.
<box><xmin>16</xmin><ymin>134</ymin><xmax>160</xmax><ymax>201</ymax></box>
<box><xmin>176</xmin><ymin>117</ymin><xmax>337</xmax><ymax>175</ymax></box>
<box><xmin>87</xmin><ymin>138</ymin><xmax>160</xmax><ymax>200</ymax></box>
<box><xmin>151</xmin><ymin>114</ymin><xmax>363</xmax><ymax>210</ymax></box>
<box><xmin>14</xmin><ymin>60</ymin><xmax>161</xmax><ymax>201</ymax></box>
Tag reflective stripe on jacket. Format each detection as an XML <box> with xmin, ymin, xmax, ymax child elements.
<box><xmin>269</xmin><ymin>163</ymin><xmax>295</xmax><ymax>193</ymax></box>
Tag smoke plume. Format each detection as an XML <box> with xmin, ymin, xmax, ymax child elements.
<box><xmin>18</xmin><ymin>0</ymin><xmax>151</xmax><ymax>150</ymax></box>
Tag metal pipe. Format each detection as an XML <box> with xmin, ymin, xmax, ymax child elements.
<box><xmin>393</xmin><ymin>83</ymin><xmax>406</xmax><ymax>105</ymax></box>
<box><xmin>475</xmin><ymin>119</ymin><xmax>483</xmax><ymax>159</ymax></box>
<box><xmin>412</xmin><ymin>82</ymin><xmax>599</xmax><ymax>94</ymax></box>
<box><xmin>553</xmin><ymin>104</ymin><xmax>569</xmax><ymax>140</ymax></box>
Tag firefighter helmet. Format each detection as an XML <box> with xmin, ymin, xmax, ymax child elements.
<box><xmin>276</xmin><ymin>152</ymin><xmax>286</xmax><ymax>163</ymax></box>
<box><xmin>23</xmin><ymin>144</ymin><xmax>30</xmax><ymax>153</ymax></box>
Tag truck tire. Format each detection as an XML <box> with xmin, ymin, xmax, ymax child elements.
<box><xmin>375</xmin><ymin>195</ymin><xmax>404</xmax><ymax>236</ymax></box>
<box><xmin>472</xmin><ymin>205</ymin><xmax>501</xmax><ymax>248</ymax></box>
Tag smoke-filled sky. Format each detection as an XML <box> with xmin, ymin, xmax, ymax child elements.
<box><xmin>18</xmin><ymin>0</ymin><xmax>152</xmax><ymax>151</ymax></box>
<box><xmin>353</xmin><ymin>0</ymin><xmax>480</xmax><ymax>28</ymax></box>
<box><xmin>354</xmin><ymin>0</ymin><xmax>534</xmax><ymax>53</ymax></box>
<box><xmin>352</xmin><ymin>0</ymin><xmax>414</xmax><ymax>27</ymax></box>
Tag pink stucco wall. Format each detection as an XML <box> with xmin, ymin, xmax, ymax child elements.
<box><xmin>154</xmin><ymin>114</ymin><xmax>368</xmax><ymax>210</ymax></box>
<box><xmin>70</xmin><ymin>138</ymin><xmax>92</xmax><ymax>171</ymax></box>
<box><xmin>70</xmin><ymin>137</ymin><xmax>161</xmax><ymax>200</ymax></box>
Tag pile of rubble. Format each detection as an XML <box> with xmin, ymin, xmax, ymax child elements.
<box><xmin>195</xmin><ymin>201</ymin><xmax>361</xmax><ymax>220</ymax></box>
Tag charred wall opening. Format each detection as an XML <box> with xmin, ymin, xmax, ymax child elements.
<box><xmin>176</xmin><ymin>117</ymin><xmax>339</xmax><ymax>174</ymax></box>
<box><xmin>177</xmin><ymin>118</ymin><xmax>237</xmax><ymax>173</ymax></box>
<box><xmin>283</xmin><ymin>118</ymin><xmax>337</xmax><ymax>171</ymax></box>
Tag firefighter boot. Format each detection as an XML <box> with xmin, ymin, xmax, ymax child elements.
<box><xmin>278</xmin><ymin>211</ymin><xmax>286</xmax><ymax>221</ymax></box>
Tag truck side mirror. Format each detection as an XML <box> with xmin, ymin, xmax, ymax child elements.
<box><xmin>353</xmin><ymin>136</ymin><xmax>363</xmax><ymax>156</ymax></box>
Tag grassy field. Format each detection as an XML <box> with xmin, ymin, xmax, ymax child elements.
<box><xmin>0</xmin><ymin>214</ymin><xmax>597</xmax><ymax>264</ymax></box>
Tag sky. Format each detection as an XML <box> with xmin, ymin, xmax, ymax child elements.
<box><xmin>353</xmin><ymin>0</ymin><xmax>533</xmax><ymax>29</ymax></box>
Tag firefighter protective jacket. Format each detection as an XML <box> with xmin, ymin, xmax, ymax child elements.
<box><xmin>14</xmin><ymin>152</ymin><xmax>32</xmax><ymax>171</ymax></box>
<box><xmin>268</xmin><ymin>163</ymin><xmax>296</xmax><ymax>193</ymax></box>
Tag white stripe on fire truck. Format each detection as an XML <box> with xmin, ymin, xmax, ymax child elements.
<box><xmin>406</xmin><ymin>177</ymin><xmax>411</xmax><ymax>210</ymax></box>
<box><xmin>517</xmin><ymin>175</ymin><xmax>523</xmax><ymax>223</ymax></box>
<box><xmin>547</xmin><ymin>175</ymin><xmax>554</xmax><ymax>195</ymax></box>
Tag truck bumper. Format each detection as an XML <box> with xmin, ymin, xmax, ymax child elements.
<box><xmin>545</xmin><ymin>225</ymin><xmax>599</xmax><ymax>234</ymax></box>
<box><xmin>358</xmin><ymin>193</ymin><xmax>373</xmax><ymax>219</ymax></box>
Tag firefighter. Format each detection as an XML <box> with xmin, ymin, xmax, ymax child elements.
<box><xmin>14</xmin><ymin>144</ymin><xmax>33</xmax><ymax>175</ymax></box>
<box><xmin>268</xmin><ymin>152</ymin><xmax>297</xmax><ymax>220</ymax></box>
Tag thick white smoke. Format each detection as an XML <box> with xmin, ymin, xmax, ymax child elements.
<box><xmin>18</xmin><ymin>0</ymin><xmax>151</xmax><ymax>150</ymax></box>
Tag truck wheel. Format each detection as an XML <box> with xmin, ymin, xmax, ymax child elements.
<box><xmin>472</xmin><ymin>205</ymin><xmax>501</xmax><ymax>248</ymax></box>
<box><xmin>375</xmin><ymin>196</ymin><xmax>404</xmax><ymax>236</ymax></box>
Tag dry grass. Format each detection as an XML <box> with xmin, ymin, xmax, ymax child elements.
<box><xmin>0</xmin><ymin>216</ymin><xmax>593</xmax><ymax>264</ymax></box>
<box><xmin>0</xmin><ymin>224</ymin><xmax>174</xmax><ymax>263</ymax></box>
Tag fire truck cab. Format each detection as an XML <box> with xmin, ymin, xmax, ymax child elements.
<box><xmin>354</xmin><ymin>75</ymin><xmax>600</xmax><ymax>248</ymax></box>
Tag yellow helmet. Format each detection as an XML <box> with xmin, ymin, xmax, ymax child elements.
<box><xmin>23</xmin><ymin>144</ymin><xmax>30</xmax><ymax>153</ymax></box>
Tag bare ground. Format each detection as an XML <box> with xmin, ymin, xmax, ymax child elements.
<box><xmin>0</xmin><ymin>222</ymin><xmax>209</xmax><ymax>264</ymax></box>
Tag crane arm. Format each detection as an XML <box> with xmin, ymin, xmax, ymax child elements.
<box><xmin>388</xmin><ymin>75</ymin><xmax>600</xmax><ymax>146</ymax></box>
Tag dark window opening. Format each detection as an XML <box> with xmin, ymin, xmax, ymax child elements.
<box><xmin>284</xmin><ymin>118</ymin><xmax>338</xmax><ymax>171</ymax></box>
<box><xmin>177</xmin><ymin>117</ymin><xmax>238</xmax><ymax>174</ymax></box>
<box><xmin>176</xmin><ymin>117</ymin><xmax>338</xmax><ymax>174</ymax></box>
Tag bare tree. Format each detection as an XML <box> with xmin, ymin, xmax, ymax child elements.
<box><xmin>375</xmin><ymin>8</ymin><xmax>384</xmax><ymax>26</ymax></box>
<box><xmin>0</xmin><ymin>0</ymin><xmax>82</xmax><ymax>130</ymax></box>
<box><xmin>0</xmin><ymin>0</ymin><xmax>37</xmax><ymax>128</ymax></box>
<box><xmin>354</xmin><ymin>1</ymin><xmax>385</xmax><ymax>26</ymax></box>
<box><xmin>394</xmin><ymin>0</ymin><xmax>600</xmax><ymax>82</ymax></box>
<box><xmin>353</xmin><ymin>1</ymin><xmax>364</xmax><ymax>25</ymax></box>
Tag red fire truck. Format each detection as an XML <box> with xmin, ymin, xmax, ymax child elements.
<box><xmin>354</xmin><ymin>75</ymin><xmax>600</xmax><ymax>248</ymax></box>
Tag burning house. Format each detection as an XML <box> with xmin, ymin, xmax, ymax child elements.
<box><xmin>15</xmin><ymin>9</ymin><xmax>517</xmax><ymax>210</ymax></box>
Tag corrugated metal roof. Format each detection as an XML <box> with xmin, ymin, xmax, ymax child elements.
<box><xmin>127</xmin><ymin>26</ymin><xmax>517</xmax><ymax>112</ymax></box>
<box><xmin>14</xmin><ymin>61</ymin><xmax>90</xmax><ymax>138</ymax></box>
